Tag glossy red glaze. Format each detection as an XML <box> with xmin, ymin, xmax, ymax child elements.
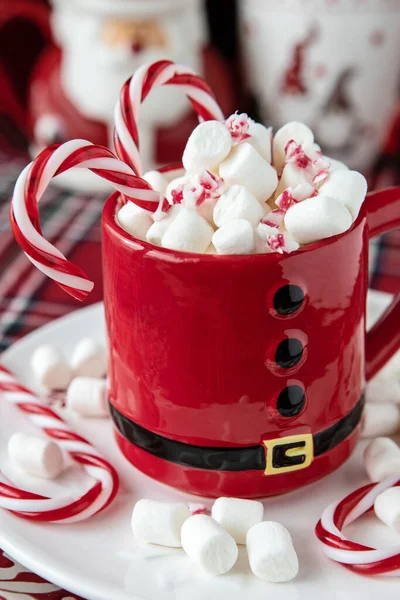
<box><xmin>102</xmin><ymin>189</ymin><xmax>400</xmax><ymax>498</ymax></box>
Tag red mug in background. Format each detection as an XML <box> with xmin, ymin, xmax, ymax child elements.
<box><xmin>102</xmin><ymin>187</ymin><xmax>400</xmax><ymax>498</ymax></box>
<box><xmin>0</xmin><ymin>0</ymin><xmax>51</xmax><ymax>137</ymax></box>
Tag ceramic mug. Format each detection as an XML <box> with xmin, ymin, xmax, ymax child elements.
<box><xmin>102</xmin><ymin>187</ymin><xmax>400</xmax><ymax>498</ymax></box>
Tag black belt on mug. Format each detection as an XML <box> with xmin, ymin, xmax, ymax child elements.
<box><xmin>109</xmin><ymin>394</ymin><xmax>364</xmax><ymax>475</ymax></box>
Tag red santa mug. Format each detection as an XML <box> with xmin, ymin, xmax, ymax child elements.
<box><xmin>103</xmin><ymin>187</ymin><xmax>400</xmax><ymax>498</ymax></box>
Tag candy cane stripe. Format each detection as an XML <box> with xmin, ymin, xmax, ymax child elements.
<box><xmin>316</xmin><ymin>477</ymin><xmax>400</xmax><ymax>575</ymax></box>
<box><xmin>0</xmin><ymin>365</ymin><xmax>119</xmax><ymax>523</ymax></box>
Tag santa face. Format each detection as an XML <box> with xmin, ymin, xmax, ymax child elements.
<box><xmin>51</xmin><ymin>5</ymin><xmax>205</xmax><ymax>124</ymax></box>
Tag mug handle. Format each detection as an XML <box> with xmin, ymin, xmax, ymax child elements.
<box><xmin>365</xmin><ymin>186</ymin><xmax>400</xmax><ymax>381</ymax></box>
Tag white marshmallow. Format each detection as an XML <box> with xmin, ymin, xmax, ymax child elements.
<box><xmin>132</xmin><ymin>499</ymin><xmax>191</xmax><ymax>547</ymax></box>
<box><xmin>284</xmin><ymin>195</ymin><xmax>352</xmax><ymax>245</ymax></box>
<box><xmin>219</xmin><ymin>143</ymin><xmax>278</xmax><ymax>203</ymax></box>
<box><xmin>183</xmin><ymin>121</ymin><xmax>232</xmax><ymax>173</ymax></box>
<box><xmin>66</xmin><ymin>377</ymin><xmax>108</xmax><ymax>417</ymax></box>
<box><xmin>319</xmin><ymin>169</ymin><xmax>367</xmax><ymax>221</ymax></box>
<box><xmin>162</xmin><ymin>208</ymin><xmax>214</xmax><ymax>253</ymax></box>
<box><xmin>31</xmin><ymin>344</ymin><xmax>72</xmax><ymax>390</ymax></box>
<box><xmin>247</xmin><ymin>121</ymin><xmax>272</xmax><ymax>162</ymax></box>
<box><xmin>274</xmin><ymin>162</ymin><xmax>313</xmax><ymax>198</ymax></box>
<box><xmin>364</xmin><ymin>437</ymin><xmax>400</xmax><ymax>482</ymax></box>
<box><xmin>273</xmin><ymin>121</ymin><xmax>314</xmax><ymax>173</ymax></box>
<box><xmin>374</xmin><ymin>487</ymin><xmax>400</xmax><ymax>532</ymax></box>
<box><xmin>375</xmin><ymin>350</ymin><xmax>400</xmax><ymax>382</ymax></box>
<box><xmin>70</xmin><ymin>338</ymin><xmax>106</xmax><ymax>378</ymax></box>
<box><xmin>211</xmin><ymin>497</ymin><xmax>264</xmax><ymax>544</ymax></box>
<box><xmin>197</xmin><ymin>197</ymin><xmax>218</xmax><ymax>225</ymax></box>
<box><xmin>205</xmin><ymin>243</ymin><xmax>217</xmax><ymax>254</ymax></box>
<box><xmin>246</xmin><ymin>521</ymin><xmax>299</xmax><ymax>583</ymax></box>
<box><xmin>361</xmin><ymin>403</ymin><xmax>400</xmax><ymax>438</ymax></box>
<box><xmin>324</xmin><ymin>156</ymin><xmax>349</xmax><ymax>172</ymax></box>
<box><xmin>213</xmin><ymin>185</ymin><xmax>263</xmax><ymax>228</ymax></box>
<box><xmin>142</xmin><ymin>170</ymin><xmax>168</xmax><ymax>194</ymax></box>
<box><xmin>146</xmin><ymin>205</ymin><xmax>183</xmax><ymax>246</ymax></box>
<box><xmin>117</xmin><ymin>202</ymin><xmax>153</xmax><ymax>240</ymax></box>
<box><xmin>212</xmin><ymin>219</ymin><xmax>254</xmax><ymax>255</ymax></box>
<box><xmin>8</xmin><ymin>432</ymin><xmax>63</xmax><ymax>479</ymax></box>
<box><xmin>254</xmin><ymin>223</ymin><xmax>276</xmax><ymax>253</ymax></box>
<box><xmin>165</xmin><ymin>175</ymin><xmax>191</xmax><ymax>201</ymax></box>
<box><xmin>366</xmin><ymin>379</ymin><xmax>400</xmax><ymax>404</ymax></box>
<box><xmin>181</xmin><ymin>514</ymin><xmax>238</xmax><ymax>575</ymax></box>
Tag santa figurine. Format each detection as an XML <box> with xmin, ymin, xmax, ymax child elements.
<box><xmin>29</xmin><ymin>0</ymin><xmax>235</xmax><ymax>190</ymax></box>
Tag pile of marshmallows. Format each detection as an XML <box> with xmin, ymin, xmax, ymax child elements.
<box><xmin>7</xmin><ymin>338</ymin><xmax>109</xmax><ymax>480</ymax></box>
<box><xmin>117</xmin><ymin>116</ymin><xmax>368</xmax><ymax>255</ymax></box>
<box><xmin>30</xmin><ymin>338</ymin><xmax>108</xmax><ymax>417</ymax></box>
<box><xmin>364</xmin><ymin>437</ymin><xmax>400</xmax><ymax>534</ymax></box>
<box><xmin>362</xmin><ymin>351</ymin><xmax>400</xmax><ymax>439</ymax></box>
<box><xmin>132</xmin><ymin>497</ymin><xmax>298</xmax><ymax>582</ymax></box>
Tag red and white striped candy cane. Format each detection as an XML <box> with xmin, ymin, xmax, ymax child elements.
<box><xmin>0</xmin><ymin>365</ymin><xmax>119</xmax><ymax>523</ymax></box>
<box><xmin>316</xmin><ymin>476</ymin><xmax>400</xmax><ymax>576</ymax></box>
<box><xmin>10</xmin><ymin>140</ymin><xmax>160</xmax><ymax>300</ymax></box>
<box><xmin>114</xmin><ymin>59</ymin><xmax>225</xmax><ymax>175</ymax></box>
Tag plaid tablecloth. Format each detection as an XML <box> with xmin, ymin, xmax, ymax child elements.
<box><xmin>0</xmin><ymin>148</ymin><xmax>399</xmax><ymax>599</ymax></box>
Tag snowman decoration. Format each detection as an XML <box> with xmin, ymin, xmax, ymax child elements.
<box><xmin>31</xmin><ymin>0</ymin><xmax>206</xmax><ymax>190</ymax></box>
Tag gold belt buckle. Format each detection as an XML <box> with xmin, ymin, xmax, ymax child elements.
<box><xmin>263</xmin><ymin>433</ymin><xmax>314</xmax><ymax>475</ymax></box>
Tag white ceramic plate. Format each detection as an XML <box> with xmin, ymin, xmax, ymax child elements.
<box><xmin>0</xmin><ymin>293</ymin><xmax>398</xmax><ymax>600</ymax></box>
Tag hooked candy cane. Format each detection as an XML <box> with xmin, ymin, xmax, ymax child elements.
<box><xmin>0</xmin><ymin>365</ymin><xmax>119</xmax><ymax>523</ymax></box>
<box><xmin>10</xmin><ymin>140</ymin><xmax>160</xmax><ymax>300</ymax></box>
<box><xmin>10</xmin><ymin>62</ymin><xmax>224</xmax><ymax>300</ymax></box>
<box><xmin>113</xmin><ymin>59</ymin><xmax>225</xmax><ymax>175</ymax></box>
<box><xmin>315</xmin><ymin>476</ymin><xmax>400</xmax><ymax>576</ymax></box>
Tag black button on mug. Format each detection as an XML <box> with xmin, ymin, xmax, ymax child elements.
<box><xmin>273</xmin><ymin>284</ymin><xmax>304</xmax><ymax>315</ymax></box>
<box><xmin>277</xmin><ymin>385</ymin><xmax>306</xmax><ymax>417</ymax></box>
<box><xmin>275</xmin><ymin>338</ymin><xmax>304</xmax><ymax>369</ymax></box>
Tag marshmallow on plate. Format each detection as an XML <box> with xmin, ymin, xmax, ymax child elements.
<box><xmin>212</xmin><ymin>219</ymin><xmax>254</xmax><ymax>255</ymax></box>
<box><xmin>246</xmin><ymin>521</ymin><xmax>299</xmax><ymax>583</ymax></box>
<box><xmin>211</xmin><ymin>497</ymin><xmax>264</xmax><ymax>544</ymax></box>
<box><xmin>70</xmin><ymin>338</ymin><xmax>106</xmax><ymax>378</ymax></box>
<box><xmin>162</xmin><ymin>208</ymin><xmax>214</xmax><ymax>253</ymax></box>
<box><xmin>366</xmin><ymin>379</ymin><xmax>400</xmax><ymax>404</ymax></box>
<box><xmin>132</xmin><ymin>499</ymin><xmax>191</xmax><ymax>547</ymax></box>
<box><xmin>361</xmin><ymin>403</ymin><xmax>400</xmax><ymax>438</ymax></box>
<box><xmin>284</xmin><ymin>195</ymin><xmax>352</xmax><ymax>245</ymax></box>
<box><xmin>142</xmin><ymin>170</ymin><xmax>168</xmax><ymax>194</ymax></box>
<box><xmin>31</xmin><ymin>344</ymin><xmax>72</xmax><ymax>390</ymax></box>
<box><xmin>273</xmin><ymin>121</ymin><xmax>314</xmax><ymax>173</ymax></box>
<box><xmin>146</xmin><ymin>205</ymin><xmax>183</xmax><ymax>246</ymax></box>
<box><xmin>117</xmin><ymin>202</ymin><xmax>153</xmax><ymax>240</ymax></box>
<box><xmin>66</xmin><ymin>377</ymin><xmax>108</xmax><ymax>417</ymax></box>
<box><xmin>364</xmin><ymin>437</ymin><xmax>400</xmax><ymax>482</ymax></box>
<box><xmin>183</xmin><ymin>121</ymin><xmax>232</xmax><ymax>173</ymax></box>
<box><xmin>219</xmin><ymin>143</ymin><xmax>278</xmax><ymax>203</ymax></box>
<box><xmin>8</xmin><ymin>432</ymin><xmax>64</xmax><ymax>479</ymax></box>
<box><xmin>213</xmin><ymin>185</ymin><xmax>263</xmax><ymax>228</ymax></box>
<box><xmin>181</xmin><ymin>514</ymin><xmax>238</xmax><ymax>575</ymax></box>
<box><xmin>374</xmin><ymin>487</ymin><xmax>400</xmax><ymax>533</ymax></box>
<box><xmin>247</xmin><ymin>121</ymin><xmax>272</xmax><ymax>162</ymax></box>
<box><xmin>319</xmin><ymin>169</ymin><xmax>367</xmax><ymax>221</ymax></box>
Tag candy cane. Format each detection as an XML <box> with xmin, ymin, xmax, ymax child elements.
<box><xmin>0</xmin><ymin>365</ymin><xmax>119</xmax><ymax>523</ymax></box>
<box><xmin>315</xmin><ymin>476</ymin><xmax>400</xmax><ymax>576</ymax></box>
<box><xmin>114</xmin><ymin>59</ymin><xmax>225</xmax><ymax>175</ymax></box>
<box><xmin>10</xmin><ymin>140</ymin><xmax>160</xmax><ymax>300</ymax></box>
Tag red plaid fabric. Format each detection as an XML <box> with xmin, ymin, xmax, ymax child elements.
<box><xmin>0</xmin><ymin>137</ymin><xmax>399</xmax><ymax>600</ymax></box>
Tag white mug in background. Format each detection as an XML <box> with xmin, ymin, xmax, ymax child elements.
<box><xmin>239</xmin><ymin>0</ymin><xmax>400</xmax><ymax>173</ymax></box>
